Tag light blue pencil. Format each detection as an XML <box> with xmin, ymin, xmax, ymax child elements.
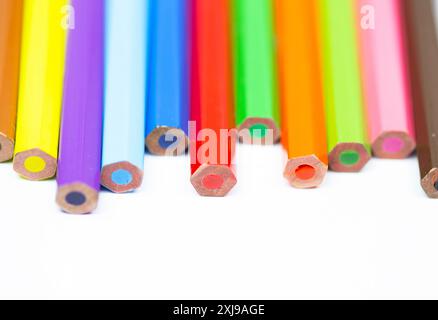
<box><xmin>101</xmin><ymin>0</ymin><xmax>147</xmax><ymax>193</ymax></box>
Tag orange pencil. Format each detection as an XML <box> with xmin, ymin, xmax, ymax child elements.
<box><xmin>0</xmin><ymin>0</ymin><xmax>23</xmax><ymax>162</ymax></box>
<box><xmin>275</xmin><ymin>0</ymin><xmax>328</xmax><ymax>188</ymax></box>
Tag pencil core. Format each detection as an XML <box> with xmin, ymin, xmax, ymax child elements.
<box><xmin>382</xmin><ymin>137</ymin><xmax>404</xmax><ymax>154</ymax></box>
<box><xmin>339</xmin><ymin>150</ymin><xmax>360</xmax><ymax>166</ymax></box>
<box><xmin>65</xmin><ymin>191</ymin><xmax>86</xmax><ymax>206</ymax></box>
<box><xmin>24</xmin><ymin>156</ymin><xmax>46</xmax><ymax>173</ymax></box>
<box><xmin>249</xmin><ymin>124</ymin><xmax>268</xmax><ymax>138</ymax></box>
<box><xmin>111</xmin><ymin>169</ymin><xmax>133</xmax><ymax>186</ymax></box>
<box><xmin>158</xmin><ymin>134</ymin><xmax>178</xmax><ymax>150</ymax></box>
<box><xmin>202</xmin><ymin>174</ymin><xmax>224</xmax><ymax>190</ymax></box>
<box><xmin>295</xmin><ymin>165</ymin><xmax>316</xmax><ymax>181</ymax></box>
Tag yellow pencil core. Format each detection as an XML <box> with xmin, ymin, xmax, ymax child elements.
<box><xmin>24</xmin><ymin>156</ymin><xmax>46</xmax><ymax>173</ymax></box>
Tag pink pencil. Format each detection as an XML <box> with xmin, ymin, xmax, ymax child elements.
<box><xmin>358</xmin><ymin>0</ymin><xmax>415</xmax><ymax>158</ymax></box>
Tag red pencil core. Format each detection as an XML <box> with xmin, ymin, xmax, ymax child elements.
<box><xmin>202</xmin><ymin>174</ymin><xmax>224</xmax><ymax>190</ymax></box>
<box><xmin>295</xmin><ymin>165</ymin><xmax>316</xmax><ymax>180</ymax></box>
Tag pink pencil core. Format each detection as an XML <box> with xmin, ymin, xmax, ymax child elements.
<box><xmin>382</xmin><ymin>137</ymin><xmax>405</xmax><ymax>154</ymax></box>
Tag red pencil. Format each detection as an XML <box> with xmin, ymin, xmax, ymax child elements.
<box><xmin>190</xmin><ymin>0</ymin><xmax>237</xmax><ymax>197</ymax></box>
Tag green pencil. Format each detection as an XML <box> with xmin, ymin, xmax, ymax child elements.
<box><xmin>319</xmin><ymin>0</ymin><xmax>370</xmax><ymax>172</ymax></box>
<box><xmin>232</xmin><ymin>0</ymin><xmax>280</xmax><ymax>144</ymax></box>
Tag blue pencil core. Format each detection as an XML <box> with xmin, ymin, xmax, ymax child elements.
<box><xmin>112</xmin><ymin>169</ymin><xmax>133</xmax><ymax>186</ymax></box>
<box><xmin>159</xmin><ymin>134</ymin><xmax>178</xmax><ymax>150</ymax></box>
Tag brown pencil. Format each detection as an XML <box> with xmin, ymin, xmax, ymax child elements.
<box><xmin>0</xmin><ymin>0</ymin><xmax>23</xmax><ymax>162</ymax></box>
<box><xmin>404</xmin><ymin>0</ymin><xmax>438</xmax><ymax>197</ymax></box>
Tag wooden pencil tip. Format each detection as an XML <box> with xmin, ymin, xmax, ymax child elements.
<box><xmin>56</xmin><ymin>183</ymin><xmax>99</xmax><ymax>214</ymax></box>
<box><xmin>101</xmin><ymin>161</ymin><xmax>143</xmax><ymax>193</ymax></box>
<box><xmin>421</xmin><ymin>168</ymin><xmax>438</xmax><ymax>198</ymax></box>
<box><xmin>0</xmin><ymin>134</ymin><xmax>14</xmax><ymax>163</ymax></box>
<box><xmin>238</xmin><ymin>117</ymin><xmax>281</xmax><ymax>145</ymax></box>
<box><xmin>191</xmin><ymin>164</ymin><xmax>237</xmax><ymax>197</ymax></box>
<box><xmin>328</xmin><ymin>143</ymin><xmax>371</xmax><ymax>172</ymax></box>
<box><xmin>284</xmin><ymin>155</ymin><xmax>328</xmax><ymax>189</ymax></box>
<box><xmin>372</xmin><ymin>131</ymin><xmax>416</xmax><ymax>159</ymax></box>
<box><xmin>146</xmin><ymin>126</ymin><xmax>188</xmax><ymax>156</ymax></box>
<box><xmin>13</xmin><ymin>148</ymin><xmax>57</xmax><ymax>180</ymax></box>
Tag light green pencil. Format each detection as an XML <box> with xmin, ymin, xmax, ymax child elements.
<box><xmin>319</xmin><ymin>0</ymin><xmax>370</xmax><ymax>172</ymax></box>
<box><xmin>232</xmin><ymin>0</ymin><xmax>280</xmax><ymax>144</ymax></box>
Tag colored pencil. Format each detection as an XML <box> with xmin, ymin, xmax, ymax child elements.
<box><xmin>319</xmin><ymin>0</ymin><xmax>371</xmax><ymax>172</ymax></box>
<box><xmin>404</xmin><ymin>0</ymin><xmax>438</xmax><ymax>198</ymax></box>
<box><xmin>0</xmin><ymin>0</ymin><xmax>23</xmax><ymax>163</ymax></box>
<box><xmin>190</xmin><ymin>0</ymin><xmax>237</xmax><ymax>197</ymax></box>
<box><xmin>232</xmin><ymin>0</ymin><xmax>280</xmax><ymax>144</ymax></box>
<box><xmin>100</xmin><ymin>0</ymin><xmax>147</xmax><ymax>193</ymax></box>
<box><xmin>275</xmin><ymin>0</ymin><xmax>328</xmax><ymax>188</ymax></box>
<box><xmin>13</xmin><ymin>0</ymin><xmax>68</xmax><ymax>180</ymax></box>
<box><xmin>358</xmin><ymin>0</ymin><xmax>415</xmax><ymax>159</ymax></box>
<box><xmin>56</xmin><ymin>0</ymin><xmax>104</xmax><ymax>214</ymax></box>
<box><xmin>146</xmin><ymin>0</ymin><xmax>189</xmax><ymax>156</ymax></box>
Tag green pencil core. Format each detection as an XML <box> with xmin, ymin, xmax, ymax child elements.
<box><xmin>339</xmin><ymin>150</ymin><xmax>360</xmax><ymax>166</ymax></box>
<box><xmin>250</xmin><ymin>124</ymin><xmax>268</xmax><ymax>138</ymax></box>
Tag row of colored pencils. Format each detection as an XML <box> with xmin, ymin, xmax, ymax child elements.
<box><xmin>0</xmin><ymin>0</ymin><xmax>437</xmax><ymax>215</ymax></box>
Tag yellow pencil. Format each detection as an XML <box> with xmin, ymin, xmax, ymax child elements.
<box><xmin>13</xmin><ymin>0</ymin><xmax>68</xmax><ymax>180</ymax></box>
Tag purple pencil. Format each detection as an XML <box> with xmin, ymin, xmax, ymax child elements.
<box><xmin>56</xmin><ymin>0</ymin><xmax>104</xmax><ymax>214</ymax></box>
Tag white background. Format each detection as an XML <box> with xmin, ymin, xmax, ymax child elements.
<box><xmin>0</xmin><ymin>144</ymin><xmax>437</xmax><ymax>300</ymax></box>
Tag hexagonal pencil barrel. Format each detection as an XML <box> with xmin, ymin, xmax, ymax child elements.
<box><xmin>101</xmin><ymin>0</ymin><xmax>147</xmax><ymax>193</ymax></box>
<box><xmin>189</xmin><ymin>0</ymin><xmax>237</xmax><ymax>197</ymax></box>
<box><xmin>13</xmin><ymin>0</ymin><xmax>68</xmax><ymax>180</ymax></box>
<box><xmin>404</xmin><ymin>0</ymin><xmax>438</xmax><ymax>198</ymax></box>
<box><xmin>232</xmin><ymin>0</ymin><xmax>280</xmax><ymax>145</ymax></box>
<box><xmin>358</xmin><ymin>0</ymin><xmax>415</xmax><ymax>159</ymax></box>
<box><xmin>319</xmin><ymin>0</ymin><xmax>371</xmax><ymax>172</ymax></box>
<box><xmin>56</xmin><ymin>0</ymin><xmax>104</xmax><ymax>214</ymax></box>
<box><xmin>0</xmin><ymin>0</ymin><xmax>22</xmax><ymax>163</ymax></box>
<box><xmin>145</xmin><ymin>0</ymin><xmax>189</xmax><ymax>156</ymax></box>
<box><xmin>275</xmin><ymin>0</ymin><xmax>328</xmax><ymax>188</ymax></box>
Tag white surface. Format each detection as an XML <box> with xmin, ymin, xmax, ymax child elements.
<box><xmin>0</xmin><ymin>144</ymin><xmax>437</xmax><ymax>300</ymax></box>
